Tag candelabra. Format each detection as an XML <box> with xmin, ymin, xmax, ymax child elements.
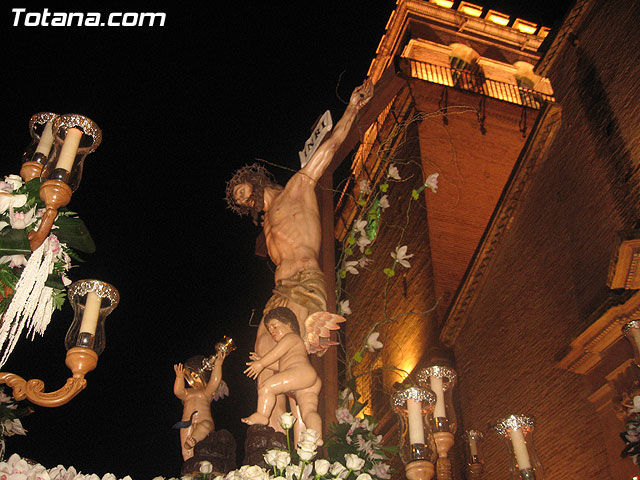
<box><xmin>184</xmin><ymin>336</ymin><xmax>236</xmax><ymax>387</ymax></box>
<box><xmin>0</xmin><ymin>279</ymin><xmax>119</xmax><ymax>407</ymax></box>
<box><xmin>20</xmin><ymin>112</ymin><xmax>58</xmax><ymax>182</ymax></box>
<box><xmin>417</xmin><ymin>365</ymin><xmax>457</xmax><ymax>480</ymax></box>
<box><xmin>494</xmin><ymin>414</ymin><xmax>544</xmax><ymax>480</ymax></box>
<box><xmin>27</xmin><ymin>113</ymin><xmax>102</xmax><ymax>251</ymax></box>
<box><xmin>391</xmin><ymin>385</ymin><xmax>437</xmax><ymax>480</ymax></box>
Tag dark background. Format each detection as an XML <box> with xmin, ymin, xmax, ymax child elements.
<box><xmin>0</xmin><ymin>2</ymin><xmax>573</xmax><ymax>478</ymax></box>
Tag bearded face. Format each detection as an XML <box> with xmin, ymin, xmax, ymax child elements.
<box><xmin>232</xmin><ymin>181</ymin><xmax>265</xmax><ymax>224</ymax></box>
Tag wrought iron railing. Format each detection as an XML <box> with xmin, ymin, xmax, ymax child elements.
<box><xmin>405</xmin><ymin>58</ymin><xmax>555</xmax><ymax>108</ymax></box>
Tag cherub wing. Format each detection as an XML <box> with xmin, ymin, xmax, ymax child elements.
<box><xmin>304</xmin><ymin>311</ymin><xmax>346</xmax><ymax>356</ymax></box>
<box><xmin>213</xmin><ymin>380</ymin><xmax>229</xmax><ymax>401</ymax></box>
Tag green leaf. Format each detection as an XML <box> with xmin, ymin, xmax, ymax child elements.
<box><xmin>0</xmin><ymin>228</ymin><xmax>31</xmax><ymax>256</ymax></box>
<box><xmin>53</xmin><ymin>216</ymin><xmax>96</xmax><ymax>253</ymax></box>
<box><xmin>347</xmin><ymin>236</ymin><xmax>355</xmax><ymax>246</ymax></box>
<box><xmin>353</xmin><ymin>351</ymin><xmax>363</xmax><ymax>363</ymax></box>
<box><xmin>411</xmin><ymin>189</ymin><xmax>419</xmax><ymax>200</ymax></box>
<box><xmin>345</xmin><ymin>247</ymin><xmax>353</xmax><ymax>256</ymax></box>
<box><xmin>379</xmin><ymin>183</ymin><xmax>389</xmax><ymax>192</ymax></box>
<box><xmin>364</xmin><ymin>248</ymin><xmax>372</xmax><ymax>256</ymax></box>
<box><xmin>383</xmin><ymin>268</ymin><xmax>395</xmax><ymax>277</ymax></box>
<box><xmin>357</xmin><ymin>199</ymin><xmax>366</xmax><ymax>206</ymax></box>
<box><xmin>45</xmin><ymin>274</ymin><xmax>66</xmax><ymax>290</ymax></box>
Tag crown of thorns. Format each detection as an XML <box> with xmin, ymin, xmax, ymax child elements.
<box><xmin>225</xmin><ymin>163</ymin><xmax>279</xmax><ymax>216</ymax></box>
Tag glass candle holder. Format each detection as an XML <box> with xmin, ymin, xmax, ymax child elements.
<box><xmin>391</xmin><ymin>386</ymin><xmax>437</xmax><ymax>464</ymax></box>
<box><xmin>464</xmin><ymin>429</ymin><xmax>484</xmax><ymax>465</ymax></box>
<box><xmin>22</xmin><ymin>112</ymin><xmax>59</xmax><ymax>166</ymax></box>
<box><xmin>494</xmin><ymin>414</ymin><xmax>544</xmax><ymax>480</ymax></box>
<box><xmin>64</xmin><ymin>279</ymin><xmax>119</xmax><ymax>355</ymax></box>
<box><xmin>622</xmin><ymin>320</ymin><xmax>640</xmax><ymax>368</ymax></box>
<box><xmin>416</xmin><ymin>365</ymin><xmax>457</xmax><ymax>433</ymax></box>
<box><xmin>41</xmin><ymin>114</ymin><xmax>102</xmax><ymax>192</ymax></box>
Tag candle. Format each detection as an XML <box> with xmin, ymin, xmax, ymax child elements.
<box><xmin>469</xmin><ymin>436</ymin><xmax>478</xmax><ymax>456</ymax></box>
<box><xmin>55</xmin><ymin>127</ymin><xmax>83</xmax><ymax>172</ymax></box>
<box><xmin>510</xmin><ymin>428</ymin><xmax>532</xmax><ymax>470</ymax></box>
<box><xmin>431</xmin><ymin>376</ymin><xmax>446</xmax><ymax>417</ymax></box>
<box><xmin>35</xmin><ymin>122</ymin><xmax>55</xmax><ymax>156</ymax></box>
<box><xmin>407</xmin><ymin>398</ymin><xmax>425</xmax><ymax>445</ymax></box>
<box><xmin>79</xmin><ymin>291</ymin><xmax>101</xmax><ymax>335</ymax></box>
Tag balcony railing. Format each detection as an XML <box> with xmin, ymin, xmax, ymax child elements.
<box><xmin>405</xmin><ymin>58</ymin><xmax>555</xmax><ymax>108</ymax></box>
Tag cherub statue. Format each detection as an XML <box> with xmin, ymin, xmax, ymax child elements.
<box><xmin>242</xmin><ymin>306</ymin><xmax>331</xmax><ymax>444</ymax></box>
<box><xmin>174</xmin><ymin>350</ymin><xmax>228</xmax><ymax>461</ymax></box>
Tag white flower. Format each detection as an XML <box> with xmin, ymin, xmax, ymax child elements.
<box><xmin>387</xmin><ymin>164</ymin><xmax>401</xmax><ymax>181</ymax></box>
<box><xmin>279</xmin><ymin>412</ymin><xmax>296</xmax><ymax>430</ymax></box>
<box><xmin>390</xmin><ymin>245</ymin><xmax>414</xmax><ymax>268</ymax></box>
<box><xmin>3</xmin><ymin>418</ymin><xmax>26</xmax><ymax>436</ymax></box>
<box><xmin>101</xmin><ymin>474</ymin><xmax>116</xmax><ymax>480</ymax></box>
<box><xmin>356</xmin><ymin>235</ymin><xmax>371</xmax><ymax>253</ymax></box>
<box><xmin>354</xmin><ymin>219</ymin><xmax>368</xmax><ymax>235</ymax></box>
<box><xmin>424</xmin><ymin>172</ymin><xmax>439</xmax><ymax>193</ymax></box>
<box><xmin>199</xmin><ymin>461</ymin><xmax>214</xmax><ymax>474</ymax></box>
<box><xmin>338</xmin><ymin>299</ymin><xmax>352</xmax><ymax>315</ymax></box>
<box><xmin>369</xmin><ymin>463</ymin><xmax>391</xmax><ymax>479</ymax></box>
<box><xmin>365</xmin><ymin>332</ymin><xmax>383</xmax><ymax>352</ymax></box>
<box><xmin>297</xmin><ymin>445</ymin><xmax>317</xmax><ymax>461</ymax></box>
<box><xmin>264</xmin><ymin>450</ymin><xmax>278</xmax><ymax>467</ymax></box>
<box><xmin>336</xmin><ymin>407</ymin><xmax>354</xmax><ymax>424</ymax></box>
<box><xmin>214</xmin><ymin>477</ymin><xmax>226</xmax><ymax>480</ymax></box>
<box><xmin>344</xmin><ymin>260</ymin><xmax>359</xmax><ymax>275</ymax></box>
<box><xmin>152</xmin><ymin>477</ymin><xmax>165</xmax><ymax>480</ymax></box>
<box><xmin>300</xmin><ymin>428</ymin><xmax>321</xmax><ymax>445</ymax></box>
<box><xmin>0</xmin><ymin>193</ymin><xmax>27</xmax><ymax>214</ymax></box>
<box><xmin>355</xmin><ymin>474</ymin><xmax>372</xmax><ymax>480</ymax></box>
<box><xmin>4</xmin><ymin>175</ymin><xmax>23</xmax><ymax>191</ymax></box>
<box><xmin>344</xmin><ymin>453</ymin><xmax>366</xmax><ymax>471</ymax></box>
<box><xmin>359</xmin><ymin>179</ymin><xmax>371</xmax><ymax>195</ymax></box>
<box><xmin>357</xmin><ymin>257</ymin><xmax>370</xmax><ymax>269</ymax></box>
<box><xmin>314</xmin><ymin>460</ymin><xmax>331</xmax><ymax>476</ymax></box>
<box><xmin>0</xmin><ymin>254</ymin><xmax>27</xmax><ymax>268</ymax></box>
<box><xmin>379</xmin><ymin>195</ymin><xmax>390</xmax><ymax>209</ymax></box>
<box><xmin>285</xmin><ymin>465</ymin><xmax>300</xmax><ymax>480</ymax></box>
<box><xmin>329</xmin><ymin>463</ymin><xmax>348</xmax><ymax>479</ymax></box>
<box><xmin>338</xmin><ymin>388</ymin><xmax>355</xmax><ymax>405</ymax></box>
<box><xmin>9</xmin><ymin>207</ymin><xmax>36</xmax><ymax>230</ymax></box>
<box><xmin>244</xmin><ymin>465</ymin><xmax>267</xmax><ymax>480</ymax></box>
<box><xmin>274</xmin><ymin>450</ymin><xmax>291</xmax><ymax>470</ymax></box>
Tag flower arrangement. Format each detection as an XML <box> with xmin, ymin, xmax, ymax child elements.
<box><xmin>0</xmin><ymin>174</ymin><xmax>94</xmax><ymax>367</ymax></box>
<box><xmin>620</xmin><ymin>395</ymin><xmax>640</xmax><ymax>465</ymax></box>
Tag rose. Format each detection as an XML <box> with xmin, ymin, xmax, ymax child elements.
<box><xmin>274</xmin><ymin>451</ymin><xmax>291</xmax><ymax>470</ymax></box>
<box><xmin>355</xmin><ymin>474</ymin><xmax>372</xmax><ymax>480</ymax></box>
<box><xmin>344</xmin><ymin>454</ymin><xmax>366</xmax><ymax>471</ymax></box>
<box><xmin>314</xmin><ymin>460</ymin><xmax>330</xmax><ymax>476</ymax></box>
<box><xmin>243</xmin><ymin>466</ymin><xmax>267</xmax><ymax>480</ymax></box>
<box><xmin>199</xmin><ymin>461</ymin><xmax>214</xmax><ymax>474</ymax></box>
<box><xmin>285</xmin><ymin>465</ymin><xmax>300</xmax><ymax>480</ymax></box>
<box><xmin>263</xmin><ymin>450</ymin><xmax>279</xmax><ymax>467</ymax></box>
<box><xmin>329</xmin><ymin>463</ymin><xmax>348</xmax><ymax>479</ymax></box>
<box><xmin>279</xmin><ymin>412</ymin><xmax>296</xmax><ymax>430</ymax></box>
<box><xmin>299</xmin><ymin>429</ymin><xmax>320</xmax><ymax>445</ymax></box>
<box><xmin>4</xmin><ymin>175</ymin><xmax>23</xmax><ymax>191</ymax></box>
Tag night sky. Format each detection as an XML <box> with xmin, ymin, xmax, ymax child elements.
<box><xmin>0</xmin><ymin>2</ymin><xmax>573</xmax><ymax>478</ymax></box>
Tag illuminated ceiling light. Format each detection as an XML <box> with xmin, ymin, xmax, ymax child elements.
<box><xmin>537</xmin><ymin>26</ymin><xmax>551</xmax><ymax>38</ymax></box>
<box><xmin>458</xmin><ymin>1</ymin><xmax>483</xmax><ymax>17</ymax></box>
<box><xmin>429</xmin><ymin>0</ymin><xmax>454</xmax><ymax>8</ymax></box>
<box><xmin>486</xmin><ymin>10</ymin><xmax>510</xmax><ymax>26</ymax></box>
<box><xmin>513</xmin><ymin>18</ymin><xmax>538</xmax><ymax>35</ymax></box>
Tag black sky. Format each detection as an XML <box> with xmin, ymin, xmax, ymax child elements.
<box><xmin>0</xmin><ymin>2</ymin><xmax>574</xmax><ymax>478</ymax></box>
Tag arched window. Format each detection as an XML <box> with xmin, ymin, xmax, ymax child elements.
<box><xmin>449</xmin><ymin>43</ymin><xmax>483</xmax><ymax>91</ymax></box>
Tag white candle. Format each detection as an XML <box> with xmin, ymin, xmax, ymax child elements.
<box><xmin>510</xmin><ymin>428</ymin><xmax>532</xmax><ymax>470</ymax></box>
<box><xmin>55</xmin><ymin>127</ymin><xmax>83</xmax><ymax>172</ymax></box>
<box><xmin>469</xmin><ymin>437</ymin><xmax>478</xmax><ymax>456</ymax></box>
<box><xmin>79</xmin><ymin>291</ymin><xmax>101</xmax><ymax>335</ymax></box>
<box><xmin>35</xmin><ymin>122</ymin><xmax>55</xmax><ymax>155</ymax></box>
<box><xmin>407</xmin><ymin>398</ymin><xmax>425</xmax><ymax>445</ymax></box>
<box><xmin>431</xmin><ymin>376</ymin><xmax>446</xmax><ymax>417</ymax></box>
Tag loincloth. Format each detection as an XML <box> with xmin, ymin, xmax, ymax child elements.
<box><xmin>263</xmin><ymin>269</ymin><xmax>327</xmax><ymax>317</ymax></box>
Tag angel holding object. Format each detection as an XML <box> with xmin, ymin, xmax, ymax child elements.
<box><xmin>242</xmin><ymin>306</ymin><xmax>341</xmax><ymax>445</ymax></box>
<box><xmin>173</xmin><ymin>337</ymin><xmax>235</xmax><ymax>461</ymax></box>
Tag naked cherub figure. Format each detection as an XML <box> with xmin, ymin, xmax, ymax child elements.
<box><xmin>226</xmin><ymin>79</ymin><xmax>373</xmax><ymax>431</ymax></box>
<box><xmin>173</xmin><ymin>351</ymin><xmax>227</xmax><ymax>461</ymax></box>
<box><xmin>242</xmin><ymin>306</ymin><xmax>323</xmax><ymax>443</ymax></box>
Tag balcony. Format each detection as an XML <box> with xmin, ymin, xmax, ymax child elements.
<box><xmin>404</xmin><ymin>58</ymin><xmax>555</xmax><ymax>108</ymax></box>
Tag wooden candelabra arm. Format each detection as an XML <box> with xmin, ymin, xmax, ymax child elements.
<box><xmin>0</xmin><ymin>347</ymin><xmax>97</xmax><ymax>407</ymax></box>
<box><xmin>20</xmin><ymin>162</ymin><xmax>43</xmax><ymax>183</ymax></box>
<box><xmin>27</xmin><ymin>180</ymin><xmax>72</xmax><ymax>251</ymax></box>
<box><xmin>406</xmin><ymin>460</ymin><xmax>435</xmax><ymax>480</ymax></box>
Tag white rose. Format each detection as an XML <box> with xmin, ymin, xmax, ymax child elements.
<box><xmin>285</xmin><ymin>465</ymin><xmax>300</xmax><ymax>480</ymax></box>
<box><xmin>200</xmin><ymin>461</ymin><xmax>214</xmax><ymax>474</ymax></box>
<box><xmin>102</xmin><ymin>474</ymin><xmax>117</xmax><ymax>480</ymax></box>
<box><xmin>225</xmin><ymin>470</ymin><xmax>238</xmax><ymax>480</ymax></box>
<box><xmin>274</xmin><ymin>451</ymin><xmax>291</xmax><ymax>470</ymax></box>
<box><xmin>344</xmin><ymin>454</ymin><xmax>365</xmax><ymax>471</ymax></box>
<box><xmin>314</xmin><ymin>459</ymin><xmax>330</xmax><ymax>476</ymax></box>
<box><xmin>296</xmin><ymin>446</ymin><xmax>316</xmax><ymax>461</ymax></box>
<box><xmin>279</xmin><ymin>412</ymin><xmax>296</xmax><ymax>430</ymax></box>
<box><xmin>263</xmin><ymin>450</ymin><xmax>278</xmax><ymax>467</ymax></box>
<box><xmin>329</xmin><ymin>463</ymin><xmax>348</xmax><ymax>479</ymax></box>
<box><xmin>244</xmin><ymin>465</ymin><xmax>266</xmax><ymax>480</ymax></box>
<box><xmin>355</xmin><ymin>474</ymin><xmax>372</xmax><ymax>480</ymax></box>
<box><xmin>299</xmin><ymin>429</ymin><xmax>320</xmax><ymax>445</ymax></box>
<box><xmin>213</xmin><ymin>476</ymin><xmax>225</xmax><ymax>480</ymax></box>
